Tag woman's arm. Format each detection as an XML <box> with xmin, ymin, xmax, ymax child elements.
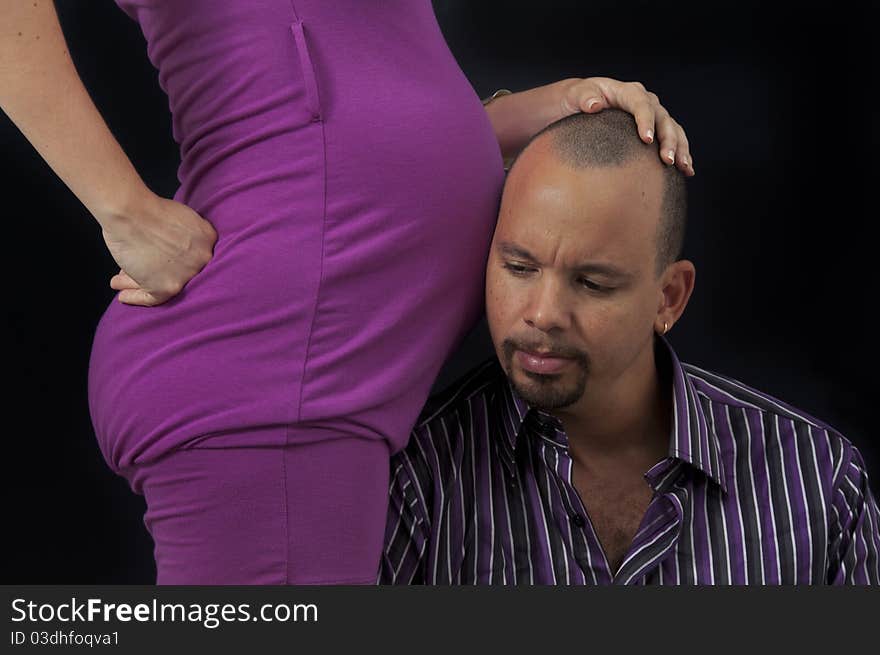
<box><xmin>483</xmin><ymin>79</ymin><xmax>574</xmax><ymax>164</ymax></box>
<box><xmin>0</xmin><ymin>0</ymin><xmax>151</xmax><ymax>228</ymax></box>
<box><xmin>1</xmin><ymin>1</ymin><xmax>218</xmax><ymax>307</ymax></box>
<box><xmin>484</xmin><ymin>77</ymin><xmax>694</xmax><ymax>175</ymax></box>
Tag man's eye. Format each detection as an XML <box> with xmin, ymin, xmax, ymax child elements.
<box><xmin>579</xmin><ymin>278</ymin><xmax>608</xmax><ymax>292</ymax></box>
<box><xmin>503</xmin><ymin>263</ymin><xmax>534</xmax><ymax>275</ymax></box>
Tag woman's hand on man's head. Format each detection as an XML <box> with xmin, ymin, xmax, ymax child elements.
<box><xmin>557</xmin><ymin>77</ymin><xmax>694</xmax><ymax>176</ymax></box>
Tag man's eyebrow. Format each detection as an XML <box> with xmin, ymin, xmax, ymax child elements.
<box><xmin>571</xmin><ymin>263</ymin><xmax>630</xmax><ymax>280</ymax></box>
<box><xmin>498</xmin><ymin>242</ymin><xmax>538</xmax><ymax>262</ymax></box>
<box><xmin>497</xmin><ymin>241</ymin><xmax>630</xmax><ymax>279</ymax></box>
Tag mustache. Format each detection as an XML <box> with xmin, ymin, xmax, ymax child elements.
<box><xmin>501</xmin><ymin>338</ymin><xmax>589</xmax><ymax>364</ymax></box>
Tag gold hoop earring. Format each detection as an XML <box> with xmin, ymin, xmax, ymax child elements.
<box><xmin>663</xmin><ymin>321</ymin><xmax>669</xmax><ymax>335</ymax></box>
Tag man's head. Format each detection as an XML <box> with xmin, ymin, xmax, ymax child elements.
<box><xmin>486</xmin><ymin>108</ymin><xmax>695</xmax><ymax>412</ymax></box>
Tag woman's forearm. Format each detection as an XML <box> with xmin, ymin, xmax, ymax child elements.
<box><xmin>483</xmin><ymin>78</ymin><xmax>577</xmax><ymax>162</ymax></box>
<box><xmin>0</xmin><ymin>1</ymin><xmax>152</xmax><ymax>229</ymax></box>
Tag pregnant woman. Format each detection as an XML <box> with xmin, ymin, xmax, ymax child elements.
<box><xmin>1</xmin><ymin>0</ymin><xmax>693</xmax><ymax>584</ymax></box>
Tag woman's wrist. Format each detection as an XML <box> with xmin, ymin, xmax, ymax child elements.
<box><xmin>485</xmin><ymin>78</ymin><xmax>582</xmax><ymax>162</ymax></box>
<box><xmin>93</xmin><ymin>182</ymin><xmax>160</xmax><ymax>234</ymax></box>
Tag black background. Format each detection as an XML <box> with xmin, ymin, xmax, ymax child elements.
<box><xmin>2</xmin><ymin>0</ymin><xmax>875</xmax><ymax>583</ymax></box>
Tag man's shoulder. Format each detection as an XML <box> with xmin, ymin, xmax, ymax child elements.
<box><xmin>391</xmin><ymin>357</ymin><xmax>506</xmax><ymax>469</ymax></box>
<box><xmin>415</xmin><ymin>357</ymin><xmax>506</xmax><ymax>429</ymax></box>
<box><xmin>682</xmin><ymin>362</ymin><xmax>858</xmax><ymax>481</ymax></box>
<box><xmin>683</xmin><ymin>362</ymin><xmax>836</xmax><ymax>430</ymax></box>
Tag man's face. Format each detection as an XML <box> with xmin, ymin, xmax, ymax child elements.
<box><xmin>486</xmin><ymin>138</ymin><xmax>666</xmax><ymax>411</ymax></box>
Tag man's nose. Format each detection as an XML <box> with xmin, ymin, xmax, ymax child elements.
<box><xmin>523</xmin><ymin>276</ymin><xmax>570</xmax><ymax>333</ymax></box>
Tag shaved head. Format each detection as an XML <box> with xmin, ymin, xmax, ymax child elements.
<box><xmin>509</xmin><ymin>109</ymin><xmax>687</xmax><ymax>273</ymax></box>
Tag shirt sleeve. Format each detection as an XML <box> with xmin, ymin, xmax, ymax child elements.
<box><xmin>376</xmin><ymin>452</ymin><xmax>431</xmax><ymax>584</ymax></box>
<box><xmin>826</xmin><ymin>444</ymin><xmax>880</xmax><ymax>584</ymax></box>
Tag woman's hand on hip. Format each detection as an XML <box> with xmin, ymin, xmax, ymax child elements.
<box><xmin>101</xmin><ymin>193</ymin><xmax>218</xmax><ymax>306</ymax></box>
<box><xmin>557</xmin><ymin>77</ymin><xmax>694</xmax><ymax>176</ymax></box>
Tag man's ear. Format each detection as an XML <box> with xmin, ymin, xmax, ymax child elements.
<box><xmin>654</xmin><ymin>260</ymin><xmax>695</xmax><ymax>335</ymax></box>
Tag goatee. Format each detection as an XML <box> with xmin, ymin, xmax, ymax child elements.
<box><xmin>501</xmin><ymin>338</ymin><xmax>590</xmax><ymax>410</ymax></box>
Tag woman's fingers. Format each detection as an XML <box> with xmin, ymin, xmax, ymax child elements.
<box><xmin>110</xmin><ymin>267</ymin><xmax>181</xmax><ymax>305</ymax></box>
<box><xmin>654</xmin><ymin>107</ymin><xmax>679</xmax><ymax>166</ymax></box>
<box><xmin>655</xmin><ymin>111</ymin><xmax>694</xmax><ymax>176</ymax></box>
<box><xmin>679</xmin><ymin>134</ymin><xmax>694</xmax><ymax>174</ymax></box>
<box><xmin>615</xmin><ymin>81</ymin><xmax>657</xmax><ymax>145</ymax></box>
<box><xmin>576</xmin><ymin>81</ymin><xmax>608</xmax><ymax>113</ymax></box>
<box><xmin>560</xmin><ymin>79</ymin><xmax>608</xmax><ymax>116</ymax></box>
<box><xmin>118</xmin><ymin>288</ymin><xmax>162</xmax><ymax>306</ymax></box>
<box><xmin>591</xmin><ymin>77</ymin><xmax>695</xmax><ymax>175</ymax></box>
<box><xmin>112</xmin><ymin>268</ymin><xmax>170</xmax><ymax>305</ymax></box>
<box><xmin>110</xmin><ymin>269</ymin><xmax>140</xmax><ymax>291</ymax></box>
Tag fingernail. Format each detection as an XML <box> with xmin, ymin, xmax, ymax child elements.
<box><xmin>646</xmin><ymin>129</ymin><xmax>654</xmax><ymax>142</ymax></box>
<box><xmin>587</xmin><ymin>98</ymin><xmax>601</xmax><ymax>110</ymax></box>
<box><xmin>667</xmin><ymin>150</ymin><xmax>675</xmax><ymax>164</ymax></box>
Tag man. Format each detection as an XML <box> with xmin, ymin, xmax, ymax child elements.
<box><xmin>377</xmin><ymin>109</ymin><xmax>880</xmax><ymax>585</ymax></box>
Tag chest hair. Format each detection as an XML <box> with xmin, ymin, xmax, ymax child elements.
<box><xmin>571</xmin><ymin>463</ymin><xmax>656</xmax><ymax>575</ymax></box>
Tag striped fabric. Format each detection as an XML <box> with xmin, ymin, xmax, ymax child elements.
<box><xmin>378</xmin><ymin>337</ymin><xmax>880</xmax><ymax>584</ymax></box>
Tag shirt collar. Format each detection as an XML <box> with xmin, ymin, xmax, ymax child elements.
<box><xmin>492</xmin><ymin>335</ymin><xmax>728</xmax><ymax>494</ymax></box>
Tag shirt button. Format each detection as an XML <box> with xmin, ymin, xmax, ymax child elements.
<box><xmin>570</xmin><ymin>514</ymin><xmax>586</xmax><ymax>528</ymax></box>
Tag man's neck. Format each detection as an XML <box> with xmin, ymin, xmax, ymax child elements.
<box><xmin>552</xmin><ymin>339</ymin><xmax>671</xmax><ymax>468</ymax></box>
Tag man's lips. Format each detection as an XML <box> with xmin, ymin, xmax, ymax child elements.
<box><xmin>514</xmin><ymin>349</ymin><xmax>572</xmax><ymax>375</ymax></box>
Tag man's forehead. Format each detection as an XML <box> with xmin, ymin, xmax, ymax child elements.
<box><xmin>498</xmin><ymin>145</ymin><xmax>663</xmax><ymax>267</ymax></box>
<box><xmin>501</xmin><ymin>156</ymin><xmax>663</xmax><ymax>228</ymax></box>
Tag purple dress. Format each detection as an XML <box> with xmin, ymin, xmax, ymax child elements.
<box><xmin>88</xmin><ymin>0</ymin><xmax>504</xmax><ymax>583</ymax></box>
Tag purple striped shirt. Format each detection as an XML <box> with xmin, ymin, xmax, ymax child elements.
<box><xmin>378</xmin><ymin>337</ymin><xmax>880</xmax><ymax>584</ymax></box>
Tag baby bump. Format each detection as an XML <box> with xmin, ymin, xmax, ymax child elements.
<box><xmin>297</xmin><ymin>88</ymin><xmax>506</xmax><ymax>450</ymax></box>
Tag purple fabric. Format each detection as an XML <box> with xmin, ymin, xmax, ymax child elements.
<box><xmin>119</xmin><ymin>431</ymin><xmax>390</xmax><ymax>584</ymax></box>
<box><xmin>88</xmin><ymin>0</ymin><xmax>505</xmax><ymax>474</ymax></box>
